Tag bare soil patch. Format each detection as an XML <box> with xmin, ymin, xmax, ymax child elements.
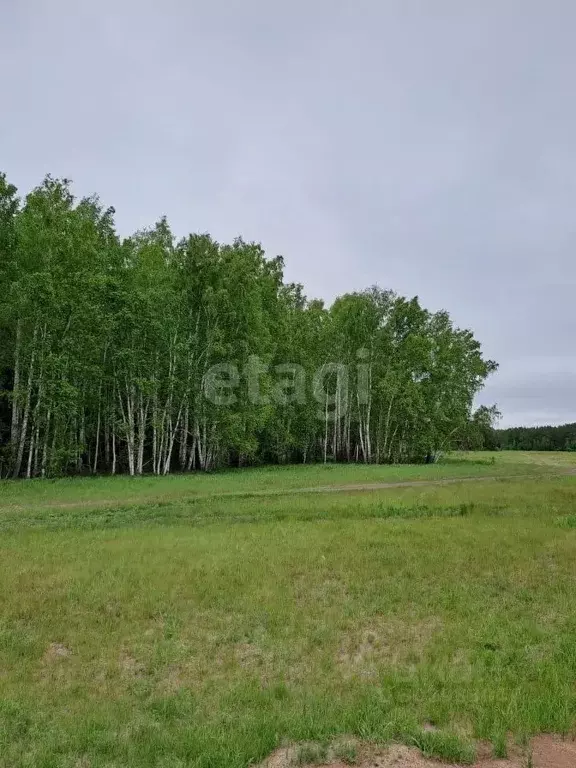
<box><xmin>260</xmin><ymin>736</ymin><xmax>576</xmax><ymax>768</ymax></box>
<box><xmin>42</xmin><ymin>642</ymin><xmax>71</xmax><ymax>663</ymax></box>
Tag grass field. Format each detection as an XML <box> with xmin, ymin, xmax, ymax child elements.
<box><xmin>0</xmin><ymin>452</ymin><xmax>575</xmax><ymax>767</ymax></box>
<box><xmin>0</xmin><ymin>451</ymin><xmax>559</xmax><ymax>511</ymax></box>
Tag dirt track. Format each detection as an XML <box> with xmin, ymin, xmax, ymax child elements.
<box><xmin>2</xmin><ymin>470</ymin><xmax>575</xmax><ymax>513</ymax></box>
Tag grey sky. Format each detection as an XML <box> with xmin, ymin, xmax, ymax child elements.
<box><xmin>3</xmin><ymin>1</ymin><xmax>575</xmax><ymax>427</ymax></box>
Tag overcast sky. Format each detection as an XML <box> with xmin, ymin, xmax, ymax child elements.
<box><xmin>3</xmin><ymin>1</ymin><xmax>575</xmax><ymax>427</ymax></box>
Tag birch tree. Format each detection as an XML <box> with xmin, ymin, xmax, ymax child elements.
<box><xmin>0</xmin><ymin>171</ymin><xmax>497</xmax><ymax>477</ymax></box>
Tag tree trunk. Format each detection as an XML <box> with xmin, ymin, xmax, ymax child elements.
<box><xmin>13</xmin><ymin>324</ymin><xmax>38</xmax><ymax>478</ymax></box>
<box><xmin>10</xmin><ymin>318</ymin><xmax>22</xmax><ymax>453</ymax></box>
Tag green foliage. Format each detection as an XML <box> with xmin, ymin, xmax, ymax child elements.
<box><xmin>459</xmin><ymin>405</ymin><xmax>502</xmax><ymax>450</ymax></box>
<box><xmin>0</xmin><ymin>172</ymin><xmax>496</xmax><ymax>478</ymax></box>
<box><xmin>497</xmin><ymin>422</ymin><xmax>576</xmax><ymax>452</ymax></box>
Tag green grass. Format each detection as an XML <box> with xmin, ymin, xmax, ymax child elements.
<box><xmin>0</xmin><ymin>452</ymin><xmax>575</xmax><ymax>766</ymax></box>
<box><xmin>0</xmin><ymin>450</ymin><xmax>561</xmax><ymax>511</ymax></box>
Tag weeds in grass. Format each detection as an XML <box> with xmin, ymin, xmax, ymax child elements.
<box><xmin>555</xmin><ymin>515</ymin><xmax>576</xmax><ymax>529</ymax></box>
<box><xmin>295</xmin><ymin>742</ymin><xmax>328</xmax><ymax>764</ymax></box>
<box><xmin>492</xmin><ymin>731</ymin><xmax>508</xmax><ymax>758</ymax></box>
<box><xmin>331</xmin><ymin>739</ymin><xmax>358</xmax><ymax>764</ymax></box>
<box><xmin>411</xmin><ymin>730</ymin><xmax>476</xmax><ymax>764</ymax></box>
<box><xmin>0</xmin><ymin>453</ymin><xmax>575</xmax><ymax>766</ymax></box>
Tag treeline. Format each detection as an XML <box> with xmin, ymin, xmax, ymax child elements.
<box><xmin>0</xmin><ymin>173</ymin><xmax>496</xmax><ymax>478</ymax></box>
<box><xmin>496</xmin><ymin>423</ymin><xmax>576</xmax><ymax>452</ymax></box>
<box><xmin>458</xmin><ymin>411</ymin><xmax>576</xmax><ymax>452</ymax></box>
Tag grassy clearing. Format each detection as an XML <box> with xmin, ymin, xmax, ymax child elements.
<box><xmin>0</xmin><ymin>452</ymin><xmax>575</xmax><ymax>766</ymax></box>
<box><xmin>0</xmin><ymin>451</ymin><xmax>558</xmax><ymax>511</ymax></box>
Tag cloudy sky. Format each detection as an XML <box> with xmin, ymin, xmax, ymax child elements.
<box><xmin>3</xmin><ymin>1</ymin><xmax>575</xmax><ymax>427</ymax></box>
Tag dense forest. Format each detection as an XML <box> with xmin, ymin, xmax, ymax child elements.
<box><xmin>495</xmin><ymin>423</ymin><xmax>576</xmax><ymax>452</ymax></box>
<box><xmin>0</xmin><ymin>173</ymin><xmax>497</xmax><ymax>478</ymax></box>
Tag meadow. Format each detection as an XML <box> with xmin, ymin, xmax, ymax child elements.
<box><xmin>0</xmin><ymin>452</ymin><xmax>575</xmax><ymax>767</ymax></box>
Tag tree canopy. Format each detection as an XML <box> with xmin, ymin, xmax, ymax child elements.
<box><xmin>495</xmin><ymin>423</ymin><xmax>576</xmax><ymax>452</ymax></box>
<box><xmin>0</xmin><ymin>173</ymin><xmax>497</xmax><ymax>478</ymax></box>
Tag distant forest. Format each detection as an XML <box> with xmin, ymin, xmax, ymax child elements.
<box><xmin>495</xmin><ymin>423</ymin><xmax>576</xmax><ymax>452</ymax></box>
<box><xmin>459</xmin><ymin>412</ymin><xmax>576</xmax><ymax>452</ymax></box>
<box><xmin>0</xmin><ymin>173</ymin><xmax>497</xmax><ymax>478</ymax></box>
